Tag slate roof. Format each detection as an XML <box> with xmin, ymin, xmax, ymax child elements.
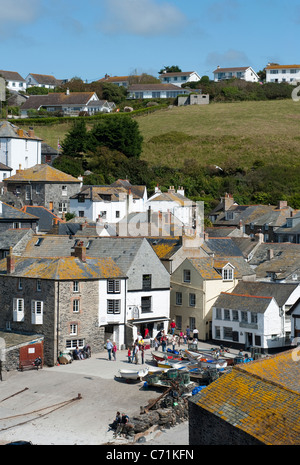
<box><xmin>21</xmin><ymin>206</ymin><xmax>63</xmax><ymax>232</ymax></box>
<box><xmin>0</xmin><ymin>121</ymin><xmax>42</xmax><ymax>140</ymax></box>
<box><xmin>213</xmin><ymin>66</ymin><xmax>252</xmax><ymax>73</ymax></box>
<box><xmin>27</xmin><ymin>73</ymin><xmax>59</xmax><ymax>86</ymax></box>
<box><xmin>187</xmin><ymin>256</ymin><xmax>255</xmax><ymax>280</ymax></box>
<box><xmin>0</xmin><ymin>70</ymin><xmax>26</xmax><ymax>82</ymax></box>
<box><xmin>214</xmin><ymin>291</ymin><xmax>275</xmax><ymax>313</ymax></box>
<box><xmin>147</xmin><ymin>192</ymin><xmax>193</xmax><ymax>206</ymax></box>
<box><xmin>202</xmin><ymin>238</ymin><xmax>244</xmax><ymax>257</ymax></box>
<box><xmin>148</xmin><ymin>237</ymin><xmax>182</xmax><ymax>260</ymax></box>
<box><xmin>128</xmin><ymin>83</ymin><xmax>190</xmax><ymax>92</ymax></box>
<box><xmin>159</xmin><ymin>71</ymin><xmax>196</xmax><ymax>77</ymax></box>
<box><xmin>71</xmin><ymin>182</ymin><xmax>146</xmax><ymax>201</ymax></box>
<box><xmin>21</xmin><ymin>236</ymin><xmax>149</xmax><ymax>274</ymax></box>
<box><xmin>0</xmin><ymin>202</ymin><xmax>38</xmax><ymax>221</ymax></box>
<box><xmin>21</xmin><ymin>92</ymin><xmax>97</xmax><ymax>110</ymax></box>
<box><xmin>213</xmin><ymin>204</ymin><xmax>293</xmax><ymax>227</ymax></box>
<box><xmin>232</xmin><ymin>281</ymin><xmax>299</xmax><ymax>307</ymax></box>
<box><xmin>189</xmin><ymin>349</ymin><xmax>300</xmax><ymax>445</ymax></box>
<box><xmin>249</xmin><ymin>243</ymin><xmax>300</xmax><ymax>280</ymax></box>
<box><xmin>0</xmin><ymin>255</ymin><xmax>125</xmax><ymax>280</ymax></box>
<box><xmin>5</xmin><ymin>164</ymin><xmax>80</xmax><ymax>183</ymax></box>
<box><xmin>0</xmin><ymin>228</ymin><xmax>33</xmax><ymax>250</ymax></box>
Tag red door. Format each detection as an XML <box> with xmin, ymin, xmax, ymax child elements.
<box><xmin>19</xmin><ymin>342</ymin><xmax>44</xmax><ymax>368</ymax></box>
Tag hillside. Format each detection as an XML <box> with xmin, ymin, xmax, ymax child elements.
<box><xmin>20</xmin><ymin>99</ymin><xmax>300</xmax><ymax>209</ymax></box>
<box><xmin>137</xmin><ymin>100</ymin><xmax>300</xmax><ymax>169</ymax></box>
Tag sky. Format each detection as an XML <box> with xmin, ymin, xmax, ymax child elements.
<box><xmin>1</xmin><ymin>0</ymin><xmax>300</xmax><ymax>82</ymax></box>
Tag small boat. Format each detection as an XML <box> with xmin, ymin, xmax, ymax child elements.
<box><xmin>151</xmin><ymin>352</ymin><xmax>183</xmax><ymax>363</ymax></box>
<box><xmin>118</xmin><ymin>367</ymin><xmax>149</xmax><ymax>380</ymax></box>
<box><xmin>184</xmin><ymin>350</ymin><xmax>227</xmax><ymax>369</ymax></box>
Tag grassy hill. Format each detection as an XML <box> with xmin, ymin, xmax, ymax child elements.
<box><xmin>137</xmin><ymin>99</ymin><xmax>300</xmax><ymax>170</ymax></box>
<box><xmin>20</xmin><ymin>99</ymin><xmax>300</xmax><ymax>209</ymax></box>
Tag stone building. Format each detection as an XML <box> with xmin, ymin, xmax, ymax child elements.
<box><xmin>3</xmin><ymin>164</ymin><xmax>81</xmax><ymax>217</ymax></box>
<box><xmin>0</xmin><ymin>243</ymin><xmax>127</xmax><ymax>366</ymax></box>
<box><xmin>189</xmin><ymin>349</ymin><xmax>300</xmax><ymax>445</ymax></box>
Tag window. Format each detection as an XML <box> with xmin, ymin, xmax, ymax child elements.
<box><xmin>223</xmin><ymin>268</ymin><xmax>233</xmax><ymax>281</ymax></box>
<box><xmin>232</xmin><ymin>310</ymin><xmax>239</xmax><ymax>321</ymax></box>
<box><xmin>215</xmin><ymin>326</ymin><xmax>221</xmax><ymax>339</ymax></box>
<box><xmin>79</xmin><ymin>211</ymin><xmax>85</xmax><ymax>217</ymax></box>
<box><xmin>223</xmin><ymin>327</ymin><xmax>233</xmax><ymax>340</ymax></box>
<box><xmin>176</xmin><ymin>315</ymin><xmax>182</xmax><ymax>330</ymax></box>
<box><xmin>215</xmin><ymin>308</ymin><xmax>222</xmax><ymax>319</ymax></box>
<box><xmin>141</xmin><ymin>296</ymin><xmax>151</xmax><ymax>313</ymax></box>
<box><xmin>66</xmin><ymin>339</ymin><xmax>84</xmax><ymax>350</ymax></box>
<box><xmin>107</xmin><ymin>299</ymin><xmax>121</xmax><ymax>314</ymax></box>
<box><xmin>62</xmin><ymin>185</ymin><xmax>67</xmax><ymax>196</ymax></box>
<box><xmin>100</xmin><ymin>211</ymin><xmax>107</xmax><ymax>219</ymax></box>
<box><xmin>13</xmin><ymin>298</ymin><xmax>24</xmax><ymax>322</ymax></box>
<box><xmin>224</xmin><ymin>309</ymin><xmax>230</xmax><ymax>320</ymax></box>
<box><xmin>25</xmin><ymin>185</ymin><xmax>31</xmax><ymax>200</ymax></box>
<box><xmin>59</xmin><ymin>202</ymin><xmax>67</xmax><ymax>213</ymax></box>
<box><xmin>31</xmin><ymin>300</ymin><xmax>43</xmax><ymax>324</ymax></box>
<box><xmin>35</xmin><ymin>238</ymin><xmax>44</xmax><ymax>246</ymax></box>
<box><xmin>183</xmin><ymin>269</ymin><xmax>191</xmax><ymax>283</ymax></box>
<box><xmin>189</xmin><ymin>317</ymin><xmax>196</xmax><ymax>331</ymax></box>
<box><xmin>35</xmin><ymin>184</ymin><xmax>41</xmax><ymax>194</ymax></box>
<box><xmin>107</xmin><ymin>279</ymin><xmax>120</xmax><ymax>293</ymax></box>
<box><xmin>18</xmin><ymin>278</ymin><xmax>23</xmax><ymax>290</ymax></box>
<box><xmin>13</xmin><ymin>222</ymin><xmax>21</xmax><ymax>229</ymax></box>
<box><xmin>152</xmin><ymin>92</ymin><xmax>161</xmax><ymax>98</ymax></box>
<box><xmin>241</xmin><ymin>311</ymin><xmax>248</xmax><ymax>323</ymax></box>
<box><xmin>78</xmin><ymin>195</ymin><xmax>85</xmax><ymax>203</ymax></box>
<box><xmin>142</xmin><ymin>274</ymin><xmax>152</xmax><ymax>290</ymax></box>
<box><xmin>36</xmin><ymin>279</ymin><xmax>41</xmax><ymax>291</ymax></box>
<box><xmin>251</xmin><ymin>312</ymin><xmax>258</xmax><ymax>324</ymax></box>
<box><xmin>73</xmin><ymin>281</ymin><xmax>79</xmax><ymax>292</ymax></box>
<box><xmin>73</xmin><ymin>299</ymin><xmax>80</xmax><ymax>313</ymax></box>
<box><xmin>189</xmin><ymin>293</ymin><xmax>196</xmax><ymax>307</ymax></box>
<box><xmin>176</xmin><ymin>292</ymin><xmax>182</xmax><ymax>305</ymax></box>
<box><xmin>116</xmin><ymin>211</ymin><xmax>120</xmax><ymax>218</ymax></box>
<box><xmin>70</xmin><ymin>324</ymin><xmax>78</xmax><ymax>335</ymax></box>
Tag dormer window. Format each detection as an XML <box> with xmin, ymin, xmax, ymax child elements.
<box><xmin>225</xmin><ymin>211</ymin><xmax>234</xmax><ymax>220</ymax></box>
<box><xmin>222</xmin><ymin>267</ymin><xmax>233</xmax><ymax>281</ymax></box>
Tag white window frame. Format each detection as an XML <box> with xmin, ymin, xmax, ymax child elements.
<box><xmin>13</xmin><ymin>298</ymin><xmax>24</xmax><ymax>322</ymax></box>
<box><xmin>73</xmin><ymin>281</ymin><xmax>79</xmax><ymax>293</ymax></box>
<box><xmin>107</xmin><ymin>299</ymin><xmax>121</xmax><ymax>314</ymax></box>
<box><xmin>31</xmin><ymin>300</ymin><xmax>43</xmax><ymax>324</ymax></box>
<box><xmin>73</xmin><ymin>299</ymin><xmax>80</xmax><ymax>313</ymax></box>
<box><xmin>36</xmin><ymin>279</ymin><xmax>41</xmax><ymax>291</ymax></box>
<box><xmin>62</xmin><ymin>185</ymin><xmax>68</xmax><ymax>196</ymax></box>
<box><xmin>107</xmin><ymin>279</ymin><xmax>120</xmax><ymax>294</ymax></box>
<box><xmin>59</xmin><ymin>202</ymin><xmax>68</xmax><ymax>213</ymax></box>
<box><xmin>70</xmin><ymin>324</ymin><xmax>78</xmax><ymax>335</ymax></box>
<box><xmin>223</xmin><ymin>267</ymin><xmax>233</xmax><ymax>281</ymax></box>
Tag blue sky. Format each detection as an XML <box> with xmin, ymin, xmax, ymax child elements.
<box><xmin>1</xmin><ymin>0</ymin><xmax>300</xmax><ymax>82</ymax></box>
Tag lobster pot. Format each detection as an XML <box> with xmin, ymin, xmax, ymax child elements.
<box><xmin>179</xmin><ymin>372</ymin><xmax>190</xmax><ymax>384</ymax></box>
<box><xmin>166</xmin><ymin>369</ymin><xmax>178</xmax><ymax>380</ymax></box>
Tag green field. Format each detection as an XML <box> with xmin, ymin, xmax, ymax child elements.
<box><xmin>137</xmin><ymin>99</ymin><xmax>300</xmax><ymax>170</ymax></box>
<box><xmin>26</xmin><ymin>99</ymin><xmax>300</xmax><ymax>173</ymax></box>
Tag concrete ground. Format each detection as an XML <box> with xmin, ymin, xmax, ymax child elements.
<box><xmin>0</xmin><ymin>342</ymin><xmax>239</xmax><ymax>445</ymax></box>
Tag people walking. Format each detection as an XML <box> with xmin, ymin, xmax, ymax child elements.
<box><xmin>134</xmin><ymin>343</ymin><xmax>139</xmax><ymax>364</ymax></box>
<box><xmin>170</xmin><ymin>320</ymin><xmax>176</xmax><ymax>335</ymax></box>
<box><xmin>112</xmin><ymin>342</ymin><xmax>117</xmax><ymax>361</ymax></box>
<box><xmin>106</xmin><ymin>339</ymin><xmax>113</xmax><ymax>360</ymax></box>
<box><xmin>161</xmin><ymin>333</ymin><xmax>167</xmax><ymax>352</ymax></box>
<box><xmin>127</xmin><ymin>347</ymin><xmax>132</xmax><ymax>363</ymax></box>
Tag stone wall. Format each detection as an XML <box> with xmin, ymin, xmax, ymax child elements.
<box><xmin>188</xmin><ymin>400</ymin><xmax>263</xmax><ymax>445</ymax></box>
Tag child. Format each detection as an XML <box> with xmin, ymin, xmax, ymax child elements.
<box><xmin>112</xmin><ymin>342</ymin><xmax>117</xmax><ymax>361</ymax></box>
<box><xmin>127</xmin><ymin>347</ymin><xmax>132</xmax><ymax>363</ymax></box>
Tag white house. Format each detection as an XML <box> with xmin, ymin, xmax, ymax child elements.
<box><xmin>213</xmin><ymin>291</ymin><xmax>290</xmax><ymax>352</ymax></box>
<box><xmin>265</xmin><ymin>64</ymin><xmax>300</xmax><ymax>84</ymax></box>
<box><xmin>159</xmin><ymin>71</ymin><xmax>201</xmax><ymax>87</ymax></box>
<box><xmin>146</xmin><ymin>186</ymin><xmax>196</xmax><ymax>227</ymax></box>
<box><xmin>287</xmin><ymin>297</ymin><xmax>300</xmax><ymax>341</ymax></box>
<box><xmin>127</xmin><ymin>83</ymin><xmax>190</xmax><ymax>99</ymax></box>
<box><xmin>213</xmin><ymin>66</ymin><xmax>259</xmax><ymax>82</ymax></box>
<box><xmin>0</xmin><ymin>70</ymin><xmax>26</xmax><ymax>91</ymax></box>
<box><xmin>69</xmin><ymin>181</ymin><xmax>147</xmax><ymax>223</ymax></box>
<box><xmin>25</xmin><ymin>73</ymin><xmax>60</xmax><ymax>89</ymax></box>
<box><xmin>0</xmin><ymin>122</ymin><xmax>41</xmax><ymax>175</ymax></box>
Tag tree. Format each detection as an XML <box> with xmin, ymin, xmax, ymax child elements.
<box><xmin>61</xmin><ymin>119</ymin><xmax>89</xmax><ymax>158</ymax></box>
<box><xmin>158</xmin><ymin>65</ymin><xmax>182</xmax><ymax>74</ymax></box>
<box><xmin>101</xmin><ymin>83</ymin><xmax>127</xmax><ymax>104</ymax></box>
<box><xmin>90</xmin><ymin>115</ymin><xmax>143</xmax><ymax>158</ymax></box>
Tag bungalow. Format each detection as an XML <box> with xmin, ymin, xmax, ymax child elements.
<box><xmin>265</xmin><ymin>64</ymin><xmax>300</xmax><ymax>84</ymax></box>
<box><xmin>213</xmin><ymin>66</ymin><xmax>259</xmax><ymax>82</ymax></box>
<box><xmin>159</xmin><ymin>71</ymin><xmax>201</xmax><ymax>87</ymax></box>
<box><xmin>87</xmin><ymin>100</ymin><xmax>115</xmax><ymax>114</ymax></box>
<box><xmin>0</xmin><ymin>70</ymin><xmax>26</xmax><ymax>91</ymax></box>
<box><xmin>98</xmin><ymin>74</ymin><xmax>133</xmax><ymax>87</ymax></box>
<box><xmin>127</xmin><ymin>83</ymin><xmax>190</xmax><ymax>99</ymax></box>
<box><xmin>20</xmin><ymin>90</ymin><xmax>99</xmax><ymax>116</ymax></box>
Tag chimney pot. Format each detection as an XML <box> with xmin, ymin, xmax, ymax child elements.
<box><xmin>7</xmin><ymin>247</ymin><xmax>15</xmax><ymax>274</ymax></box>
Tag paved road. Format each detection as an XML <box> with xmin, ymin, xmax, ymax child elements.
<box><xmin>0</xmin><ymin>342</ymin><xmax>239</xmax><ymax>445</ymax></box>
<box><xmin>0</xmin><ymin>348</ymin><xmax>189</xmax><ymax>445</ymax></box>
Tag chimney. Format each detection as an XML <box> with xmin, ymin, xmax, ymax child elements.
<box><xmin>28</xmin><ymin>127</ymin><xmax>35</xmax><ymax>138</ymax></box>
<box><xmin>17</xmin><ymin>128</ymin><xmax>23</xmax><ymax>137</ymax></box>
<box><xmin>267</xmin><ymin>248</ymin><xmax>274</xmax><ymax>260</ymax></box>
<box><xmin>73</xmin><ymin>241</ymin><xmax>86</xmax><ymax>262</ymax></box>
<box><xmin>66</xmin><ymin>88</ymin><xmax>70</xmax><ymax>95</ymax></box>
<box><xmin>177</xmin><ymin>186</ymin><xmax>185</xmax><ymax>196</ymax></box>
<box><xmin>155</xmin><ymin>184</ymin><xmax>161</xmax><ymax>194</ymax></box>
<box><xmin>16</xmin><ymin>164</ymin><xmax>22</xmax><ymax>174</ymax></box>
<box><xmin>222</xmin><ymin>193</ymin><xmax>235</xmax><ymax>211</ymax></box>
<box><xmin>168</xmin><ymin>186</ymin><xmax>175</xmax><ymax>194</ymax></box>
<box><xmin>278</xmin><ymin>200</ymin><xmax>287</xmax><ymax>209</ymax></box>
<box><xmin>7</xmin><ymin>247</ymin><xmax>15</xmax><ymax>274</ymax></box>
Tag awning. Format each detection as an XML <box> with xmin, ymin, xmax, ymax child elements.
<box><xmin>127</xmin><ymin>316</ymin><xmax>170</xmax><ymax>325</ymax></box>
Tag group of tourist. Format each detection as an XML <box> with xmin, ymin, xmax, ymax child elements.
<box><xmin>127</xmin><ymin>333</ymin><xmax>145</xmax><ymax>364</ymax></box>
<box><xmin>105</xmin><ymin>340</ymin><xmax>118</xmax><ymax>361</ymax></box>
<box><xmin>154</xmin><ymin>322</ymin><xmax>199</xmax><ymax>352</ymax></box>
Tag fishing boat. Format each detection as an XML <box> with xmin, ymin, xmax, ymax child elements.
<box><xmin>151</xmin><ymin>352</ymin><xmax>183</xmax><ymax>363</ymax></box>
<box><xmin>118</xmin><ymin>367</ymin><xmax>149</xmax><ymax>380</ymax></box>
<box><xmin>184</xmin><ymin>350</ymin><xmax>228</xmax><ymax>369</ymax></box>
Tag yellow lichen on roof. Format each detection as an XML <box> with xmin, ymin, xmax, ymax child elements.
<box><xmin>5</xmin><ymin>164</ymin><xmax>80</xmax><ymax>183</ymax></box>
<box><xmin>193</xmin><ymin>367</ymin><xmax>300</xmax><ymax>445</ymax></box>
<box><xmin>152</xmin><ymin>242</ymin><xmax>178</xmax><ymax>259</ymax></box>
